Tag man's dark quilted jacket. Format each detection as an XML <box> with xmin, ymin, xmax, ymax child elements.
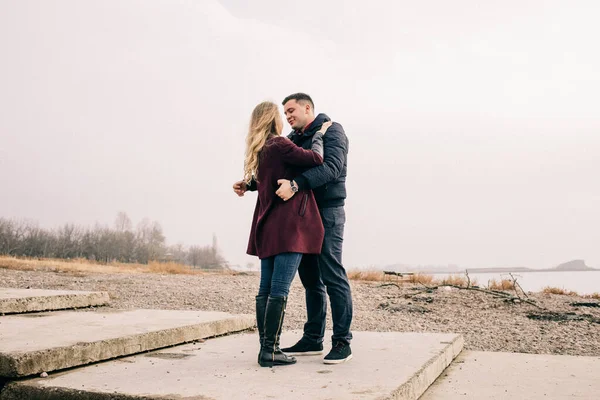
<box><xmin>289</xmin><ymin>113</ymin><xmax>348</xmax><ymax>209</ymax></box>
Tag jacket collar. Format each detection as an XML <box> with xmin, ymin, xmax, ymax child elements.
<box><xmin>289</xmin><ymin>113</ymin><xmax>331</xmax><ymax>138</ymax></box>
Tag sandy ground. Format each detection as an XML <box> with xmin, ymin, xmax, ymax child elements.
<box><xmin>1</xmin><ymin>268</ymin><xmax>599</xmax><ymax>356</ymax></box>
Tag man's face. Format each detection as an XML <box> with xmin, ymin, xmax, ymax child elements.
<box><xmin>283</xmin><ymin>100</ymin><xmax>311</xmax><ymax>131</ymax></box>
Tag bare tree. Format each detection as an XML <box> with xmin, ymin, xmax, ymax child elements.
<box><xmin>0</xmin><ymin>214</ymin><xmax>226</xmax><ymax>268</ymax></box>
<box><xmin>135</xmin><ymin>219</ymin><xmax>165</xmax><ymax>264</ymax></box>
<box><xmin>20</xmin><ymin>223</ymin><xmax>48</xmax><ymax>257</ymax></box>
<box><xmin>114</xmin><ymin>212</ymin><xmax>132</xmax><ymax>232</ymax></box>
<box><xmin>166</xmin><ymin>243</ymin><xmax>187</xmax><ymax>264</ymax></box>
<box><xmin>0</xmin><ymin>218</ymin><xmax>30</xmax><ymax>255</ymax></box>
<box><xmin>54</xmin><ymin>224</ymin><xmax>83</xmax><ymax>259</ymax></box>
<box><xmin>187</xmin><ymin>235</ymin><xmax>226</xmax><ymax>270</ymax></box>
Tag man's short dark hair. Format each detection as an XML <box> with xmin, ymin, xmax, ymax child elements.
<box><xmin>282</xmin><ymin>93</ymin><xmax>314</xmax><ymax>110</ymax></box>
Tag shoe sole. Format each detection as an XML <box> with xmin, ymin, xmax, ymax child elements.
<box><xmin>283</xmin><ymin>350</ymin><xmax>324</xmax><ymax>356</ymax></box>
<box><xmin>259</xmin><ymin>361</ymin><xmax>297</xmax><ymax>367</ymax></box>
<box><xmin>323</xmin><ymin>354</ymin><xmax>353</xmax><ymax>364</ymax></box>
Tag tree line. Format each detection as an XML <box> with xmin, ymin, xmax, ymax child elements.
<box><xmin>0</xmin><ymin>212</ymin><xmax>226</xmax><ymax>269</ymax></box>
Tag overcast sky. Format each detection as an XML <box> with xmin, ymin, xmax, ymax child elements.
<box><xmin>1</xmin><ymin>0</ymin><xmax>599</xmax><ymax>270</ymax></box>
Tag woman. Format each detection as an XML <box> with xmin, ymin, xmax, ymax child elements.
<box><xmin>243</xmin><ymin>101</ymin><xmax>331</xmax><ymax>367</ymax></box>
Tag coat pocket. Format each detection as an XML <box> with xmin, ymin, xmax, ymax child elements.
<box><xmin>298</xmin><ymin>193</ymin><xmax>309</xmax><ymax>216</ymax></box>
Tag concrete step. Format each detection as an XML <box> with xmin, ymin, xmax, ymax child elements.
<box><xmin>0</xmin><ymin>331</ymin><xmax>463</xmax><ymax>400</ymax></box>
<box><xmin>420</xmin><ymin>350</ymin><xmax>600</xmax><ymax>399</ymax></box>
<box><xmin>0</xmin><ymin>288</ymin><xmax>109</xmax><ymax>314</ymax></box>
<box><xmin>0</xmin><ymin>309</ymin><xmax>254</xmax><ymax>378</ymax></box>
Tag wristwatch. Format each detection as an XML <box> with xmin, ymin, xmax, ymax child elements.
<box><xmin>290</xmin><ymin>180</ymin><xmax>298</xmax><ymax>193</ymax></box>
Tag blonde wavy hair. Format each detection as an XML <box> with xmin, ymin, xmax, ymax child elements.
<box><xmin>244</xmin><ymin>101</ymin><xmax>282</xmax><ymax>183</ymax></box>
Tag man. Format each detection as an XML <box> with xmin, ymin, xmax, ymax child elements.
<box><xmin>233</xmin><ymin>93</ymin><xmax>352</xmax><ymax>364</ymax></box>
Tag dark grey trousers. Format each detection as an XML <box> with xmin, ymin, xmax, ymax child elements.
<box><xmin>298</xmin><ymin>206</ymin><xmax>353</xmax><ymax>344</ymax></box>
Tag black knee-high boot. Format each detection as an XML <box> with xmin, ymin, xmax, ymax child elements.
<box><xmin>258</xmin><ymin>296</ymin><xmax>296</xmax><ymax>367</ymax></box>
<box><xmin>255</xmin><ymin>295</ymin><xmax>268</xmax><ymax>363</ymax></box>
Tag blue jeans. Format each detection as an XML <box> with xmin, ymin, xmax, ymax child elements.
<box><xmin>298</xmin><ymin>206</ymin><xmax>353</xmax><ymax>344</ymax></box>
<box><xmin>258</xmin><ymin>252</ymin><xmax>303</xmax><ymax>297</ymax></box>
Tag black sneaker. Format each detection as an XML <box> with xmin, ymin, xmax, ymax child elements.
<box><xmin>323</xmin><ymin>341</ymin><xmax>352</xmax><ymax>364</ymax></box>
<box><xmin>280</xmin><ymin>338</ymin><xmax>324</xmax><ymax>356</ymax></box>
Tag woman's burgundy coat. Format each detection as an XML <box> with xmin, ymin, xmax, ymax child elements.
<box><xmin>247</xmin><ymin>136</ymin><xmax>325</xmax><ymax>259</ymax></box>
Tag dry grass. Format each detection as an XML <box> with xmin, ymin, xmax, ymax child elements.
<box><xmin>347</xmin><ymin>271</ymin><xmax>439</xmax><ymax>284</ymax></box>
<box><xmin>347</xmin><ymin>269</ymin><xmax>385</xmax><ymax>282</ymax></box>
<box><xmin>408</xmin><ymin>273</ymin><xmax>435</xmax><ymax>285</ymax></box>
<box><xmin>487</xmin><ymin>278</ymin><xmax>516</xmax><ymax>291</ymax></box>
<box><xmin>584</xmin><ymin>292</ymin><xmax>600</xmax><ymax>300</ymax></box>
<box><xmin>0</xmin><ymin>256</ymin><xmax>231</xmax><ymax>276</ymax></box>
<box><xmin>347</xmin><ymin>271</ymin><xmax>481</xmax><ymax>288</ymax></box>
<box><xmin>542</xmin><ymin>286</ymin><xmax>580</xmax><ymax>296</ymax></box>
<box><xmin>438</xmin><ymin>274</ymin><xmax>465</xmax><ymax>286</ymax></box>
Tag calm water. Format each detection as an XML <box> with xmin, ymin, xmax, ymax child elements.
<box><xmin>431</xmin><ymin>271</ymin><xmax>600</xmax><ymax>295</ymax></box>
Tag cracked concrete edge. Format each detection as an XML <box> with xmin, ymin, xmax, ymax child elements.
<box><xmin>0</xmin><ymin>292</ymin><xmax>110</xmax><ymax>314</ymax></box>
<box><xmin>384</xmin><ymin>334</ymin><xmax>464</xmax><ymax>400</ymax></box>
<box><xmin>0</xmin><ymin>314</ymin><xmax>254</xmax><ymax>378</ymax></box>
<box><xmin>0</xmin><ymin>374</ymin><xmax>215</xmax><ymax>400</ymax></box>
<box><xmin>1</xmin><ymin>381</ymin><xmax>217</xmax><ymax>400</ymax></box>
<box><xmin>0</xmin><ymin>384</ymin><xmax>181</xmax><ymax>400</ymax></box>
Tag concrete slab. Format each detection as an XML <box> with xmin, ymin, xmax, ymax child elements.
<box><xmin>420</xmin><ymin>350</ymin><xmax>600</xmax><ymax>399</ymax></box>
<box><xmin>0</xmin><ymin>309</ymin><xmax>254</xmax><ymax>378</ymax></box>
<box><xmin>0</xmin><ymin>331</ymin><xmax>463</xmax><ymax>400</ymax></box>
<box><xmin>0</xmin><ymin>288</ymin><xmax>109</xmax><ymax>314</ymax></box>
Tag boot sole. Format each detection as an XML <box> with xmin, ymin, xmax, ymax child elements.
<box><xmin>259</xmin><ymin>360</ymin><xmax>297</xmax><ymax>367</ymax></box>
<box><xmin>323</xmin><ymin>354</ymin><xmax>353</xmax><ymax>364</ymax></box>
<box><xmin>283</xmin><ymin>350</ymin><xmax>324</xmax><ymax>356</ymax></box>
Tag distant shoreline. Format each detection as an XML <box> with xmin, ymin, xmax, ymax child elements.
<box><xmin>418</xmin><ymin>268</ymin><xmax>599</xmax><ymax>274</ymax></box>
<box><xmin>385</xmin><ymin>259</ymin><xmax>599</xmax><ymax>275</ymax></box>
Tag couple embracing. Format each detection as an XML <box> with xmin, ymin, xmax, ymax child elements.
<box><xmin>233</xmin><ymin>93</ymin><xmax>353</xmax><ymax>368</ymax></box>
